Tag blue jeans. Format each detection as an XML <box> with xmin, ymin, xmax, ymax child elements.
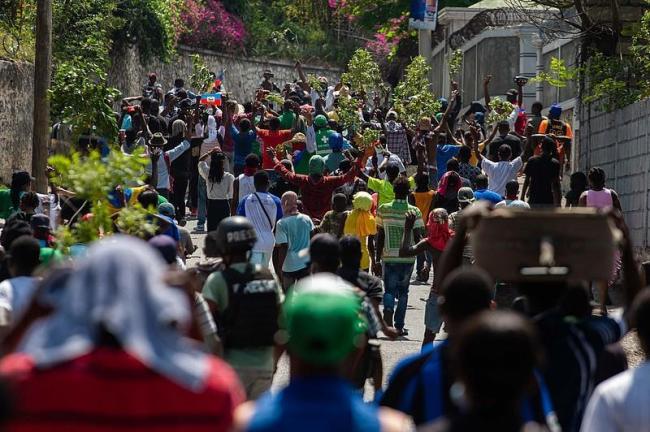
<box><xmin>383</xmin><ymin>262</ymin><xmax>414</xmax><ymax>330</ymax></box>
<box><xmin>198</xmin><ymin>177</ymin><xmax>207</xmax><ymax>226</ymax></box>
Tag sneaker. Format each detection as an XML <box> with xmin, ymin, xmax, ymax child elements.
<box><xmin>396</xmin><ymin>328</ymin><xmax>409</xmax><ymax>337</ymax></box>
<box><xmin>177</xmin><ymin>218</ymin><xmax>187</xmax><ymax>227</ymax></box>
<box><xmin>193</xmin><ymin>224</ymin><xmax>205</xmax><ymax>233</ymax></box>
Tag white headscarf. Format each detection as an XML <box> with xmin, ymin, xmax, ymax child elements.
<box><xmin>205</xmin><ymin>115</ymin><xmax>218</xmax><ymax>144</ymax></box>
<box><xmin>19</xmin><ymin>236</ymin><xmax>209</xmax><ymax>391</ymax></box>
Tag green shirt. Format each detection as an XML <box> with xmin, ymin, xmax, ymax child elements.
<box><xmin>0</xmin><ymin>188</ymin><xmax>15</xmax><ymax>220</ymax></box>
<box><xmin>315</xmin><ymin>128</ymin><xmax>333</xmax><ymax>156</ymax></box>
<box><xmin>202</xmin><ymin>262</ymin><xmax>282</xmax><ymax>371</ymax></box>
<box><xmin>376</xmin><ymin>199</ymin><xmax>424</xmax><ymax>263</ymax></box>
<box><xmin>278</xmin><ymin>111</ymin><xmax>296</xmax><ymax>129</ymax></box>
<box><xmin>367</xmin><ymin>176</ymin><xmax>416</xmax><ymax>207</ymax></box>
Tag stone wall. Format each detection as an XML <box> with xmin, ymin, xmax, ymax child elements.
<box><xmin>578</xmin><ymin>99</ymin><xmax>650</xmax><ymax>253</ymax></box>
<box><xmin>108</xmin><ymin>46</ymin><xmax>342</xmax><ymax>103</ymax></box>
<box><xmin>0</xmin><ymin>60</ymin><xmax>34</xmax><ymax>184</ymax></box>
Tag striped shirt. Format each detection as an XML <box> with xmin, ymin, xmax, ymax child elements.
<box><xmin>376</xmin><ymin>200</ymin><xmax>424</xmax><ymax>263</ymax></box>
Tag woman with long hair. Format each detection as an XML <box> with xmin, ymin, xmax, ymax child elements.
<box><xmin>198</xmin><ymin>149</ymin><xmax>234</xmax><ymax>232</ymax></box>
<box><xmin>0</xmin><ymin>171</ymin><xmax>33</xmax><ymax>219</ymax></box>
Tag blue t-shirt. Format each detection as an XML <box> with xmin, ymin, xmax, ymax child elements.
<box><xmin>473</xmin><ymin>189</ymin><xmax>503</xmax><ymax>205</ymax></box>
<box><xmin>232</xmin><ymin>125</ymin><xmax>258</xmax><ymax>167</ymax></box>
<box><xmin>247</xmin><ymin>377</ymin><xmax>381</xmax><ymax>432</ymax></box>
<box><xmin>275</xmin><ymin>213</ymin><xmax>314</xmax><ymax>273</ymax></box>
<box><xmin>436</xmin><ymin>144</ymin><xmax>461</xmax><ymax>180</ymax></box>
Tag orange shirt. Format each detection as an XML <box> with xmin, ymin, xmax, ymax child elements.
<box><xmin>413</xmin><ymin>190</ymin><xmax>436</xmax><ymax>223</ymax></box>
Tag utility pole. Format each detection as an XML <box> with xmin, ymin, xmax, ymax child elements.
<box><xmin>32</xmin><ymin>0</ymin><xmax>52</xmax><ymax>193</ymax></box>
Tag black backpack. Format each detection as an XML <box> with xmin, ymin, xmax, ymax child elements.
<box><xmin>217</xmin><ymin>264</ymin><xmax>280</xmax><ymax>349</ymax></box>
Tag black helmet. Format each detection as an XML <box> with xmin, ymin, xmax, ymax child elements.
<box><xmin>214</xmin><ymin>216</ymin><xmax>257</xmax><ymax>255</ymax></box>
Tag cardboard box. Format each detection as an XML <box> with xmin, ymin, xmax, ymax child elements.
<box><xmin>471</xmin><ymin>208</ymin><xmax>620</xmax><ymax>282</ymax></box>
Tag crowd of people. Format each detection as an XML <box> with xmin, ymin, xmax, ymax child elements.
<box><xmin>0</xmin><ymin>64</ymin><xmax>646</xmax><ymax>432</ymax></box>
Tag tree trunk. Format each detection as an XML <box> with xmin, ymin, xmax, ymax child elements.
<box><xmin>32</xmin><ymin>0</ymin><xmax>52</xmax><ymax>193</ymax></box>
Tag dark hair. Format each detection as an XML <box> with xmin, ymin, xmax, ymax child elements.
<box><xmin>280</xmin><ymin>159</ymin><xmax>293</xmax><ymax>171</ymax></box>
<box><xmin>339</xmin><ymin>235</ymin><xmax>362</xmax><ymax>268</ymax></box>
<box><xmin>415</xmin><ymin>173</ymin><xmax>429</xmax><ymax>192</ymax></box>
<box><xmin>569</xmin><ymin>171</ymin><xmax>588</xmax><ymax>192</ymax></box>
<box><xmin>505</xmin><ymin>180</ymin><xmax>519</xmax><ymax>196</ymax></box>
<box><xmin>439</xmin><ymin>267</ymin><xmax>493</xmax><ymax>324</ymax></box>
<box><xmin>338</xmin><ymin>159</ymin><xmax>352</xmax><ymax>173</ymax></box>
<box><xmin>20</xmin><ymin>191</ymin><xmax>40</xmax><ymax>210</ymax></box>
<box><xmin>310</xmin><ymin>234</ymin><xmax>340</xmax><ymax>272</ymax></box>
<box><xmin>176</xmin><ymin>90</ymin><xmax>188</xmax><ymax>100</ymax></box>
<box><xmin>454</xmin><ymin>311</ymin><xmax>541</xmax><ymax>405</ymax></box>
<box><xmin>475</xmin><ymin>174</ymin><xmax>488</xmax><ymax>189</ymax></box>
<box><xmin>0</xmin><ymin>220</ymin><xmax>32</xmax><ymax>250</ymax></box>
<box><xmin>532</xmin><ymin>101</ymin><xmax>543</xmax><ymax>112</ymax></box>
<box><xmin>541</xmin><ymin>137</ymin><xmax>556</xmax><ymax>155</ymax></box>
<box><xmin>446</xmin><ymin>158</ymin><xmax>460</xmax><ymax>173</ymax></box>
<box><xmin>392</xmin><ymin>176</ymin><xmax>411</xmax><ymax>199</ymax></box>
<box><xmin>140</xmin><ymin>97</ymin><xmax>152</xmax><ymax>113</ymax></box>
<box><xmin>498</xmin><ymin>144</ymin><xmax>512</xmax><ymax>160</ymax></box>
<box><xmin>253</xmin><ymin>170</ymin><xmax>270</xmax><ymax>191</ymax></box>
<box><xmin>10</xmin><ymin>173</ymin><xmax>31</xmax><ymax>209</ymax></box>
<box><xmin>632</xmin><ymin>289</ymin><xmax>650</xmax><ymax>354</ymax></box>
<box><xmin>239</xmin><ymin>118</ymin><xmax>252</xmax><ymax>132</ymax></box>
<box><xmin>137</xmin><ymin>189</ymin><xmax>159</xmax><ymax>210</ymax></box>
<box><xmin>204</xmin><ymin>231</ymin><xmax>220</xmax><ymax>257</ymax></box>
<box><xmin>245</xmin><ymin>153</ymin><xmax>260</xmax><ymax>168</ymax></box>
<box><xmin>268</xmin><ymin>116</ymin><xmax>280</xmax><ymax>130</ymax></box>
<box><xmin>458</xmin><ymin>145</ymin><xmax>471</xmax><ymax>162</ymax></box>
<box><xmin>8</xmin><ymin>235</ymin><xmax>41</xmax><ymax>275</ymax></box>
<box><xmin>497</xmin><ymin>120</ymin><xmax>510</xmax><ymax>131</ymax></box>
<box><xmin>588</xmin><ymin>167</ymin><xmax>606</xmax><ymax>189</ymax></box>
<box><xmin>174</xmin><ymin>78</ymin><xmax>184</xmax><ymax>88</ymax></box>
<box><xmin>208</xmin><ymin>152</ymin><xmax>226</xmax><ymax>184</ymax></box>
<box><xmin>385</xmin><ymin>163</ymin><xmax>400</xmax><ymax>180</ymax></box>
<box><xmin>332</xmin><ymin>193</ymin><xmax>347</xmax><ymax>212</ymax></box>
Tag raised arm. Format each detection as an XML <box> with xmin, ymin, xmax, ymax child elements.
<box><xmin>295</xmin><ymin>61</ymin><xmax>310</xmax><ymax>93</ymax></box>
<box><xmin>399</xmin><ymin>211</ymin><xmax>432</xmax><ymax>258</ymax></box>
<box><xmin>483</xmin><ymin>75</ymin><xmax>492</xmax><ymax>110</ymax></box>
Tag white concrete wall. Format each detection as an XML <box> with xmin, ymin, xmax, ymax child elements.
<box><xmin>578</xmin><ymin>99</ymin><xmax>650</xmax><ymax>253</ymax></box>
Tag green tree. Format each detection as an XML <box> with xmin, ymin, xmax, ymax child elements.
<box><xmin>393</xmin><ymin>56</ymin><xmax>441</xmax><ymax>127</ymax></box>
<box><xmin>48</xmin><ymin>150</ymin><xmax>156</xmax><ymax>251</ymax></box>
<box><xmin>341</xmin><ymin>48</ymin><xmax>383</xmax><ymax>99</ymax></box>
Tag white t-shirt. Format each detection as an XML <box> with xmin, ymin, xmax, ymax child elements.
<box><xmin>236</xmin><ymin>174</ymin><xmax>256</xmax><ymax>203</ymax></box>
<box><xmin>198</xmin><ymin>162</ymin><xmax>234</xmax><ymax>200</ymax></box>
<box><xmin>0</xmin><ymin>276</ymin><xmax>38</xmax><ymax>322</ymax></box>
<box><xmin>237</xmin><ymin>192</ymin><xmax>282</xmax><ymax>255</ymax></box>
<box><xmin>480</xmin><ymin>156</ymin><xmax>522</xmax><ymax>196</ymax></box>
<box><xmin>580</xmin><ymin>362</ymin><xmax>650</xmax><ymax>432</ymax></box>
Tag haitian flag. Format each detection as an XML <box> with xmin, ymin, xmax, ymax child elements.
<box><xmin>200</xmin><ymin>92</ymin><xmax>222</xmax><ymax>107</ymax></box>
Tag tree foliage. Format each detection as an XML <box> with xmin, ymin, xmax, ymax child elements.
<box><xmin>49</xmin><ymin>61</ymin><xmax>121</xmax><ymax>143</ymax></box>
<box><xmin>48</xmin><ymin>150</ymin><xmax>156</xmax><ymax>251</ymax></box>
<box><xmin>530</xmin><ymin>57</ymin><xmax>577</xmax><ymax>89</ymax></box>
<box><xmin>189</xmin><ymin>54</ymin><xmax>213</xmax><ymax>93</ymax></box>
<box><xmin>486</xmin><ymin>97</ymin><xmax>514</xmax><ymax>125</ymax></box>
<box><xmin>393</xmin><ymin>56</ymin><xmax>441</xmax><ymax>128</ymax></box>
<box><xmin>341</xmin><ymin>48</ymin><xmax>383</xmax><ymax>99</ymax></box>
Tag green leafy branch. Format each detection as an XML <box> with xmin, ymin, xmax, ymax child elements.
<box><xmin>393</xmin><ymin>56</ymin><xmax>441</xmax><ymax>128</ymax></box>
<box><xmin>530</xmin><ymin>57</ymin><xmax>577</xmax><ymax>89</ymax></box>
<box><xmin>448</xmin><ymin>49</ymin><xmax>463</xmax><ymax>80</ymax></box>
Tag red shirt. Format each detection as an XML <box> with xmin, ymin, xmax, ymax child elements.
<box><xmin>0</xmin><ymin>348</ymin><xmax>244</xmax><ymax>432</ymax></box>
<box><xmin>256</xmin><ymin>129</ymin><xmax>293</xmax><ymax>169</ymax></box>
<box><xmin>275</xmin><ymin>162</ymin><xmax>357</xmax><ymax>221</ymax></box>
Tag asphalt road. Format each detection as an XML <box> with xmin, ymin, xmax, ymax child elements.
<box><xmin>184</xmin><ymin>217</ymin><xmax>432</xmax><ymax>393</ymax></box>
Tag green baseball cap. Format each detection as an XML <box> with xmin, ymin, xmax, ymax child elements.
<box><xmin>281</xmin><ymin>274</ymin><xmax>367</xmax><ymax>366</ymax></box>
<box><xmin>314</xmin><ymin>114</ymin><xmax>328</xmax><ymax>128</ymax></box>
<box><xmin>308</xmin><ymin>155</ymin><xmax>325</xmax><ymax>175</ymax></box>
